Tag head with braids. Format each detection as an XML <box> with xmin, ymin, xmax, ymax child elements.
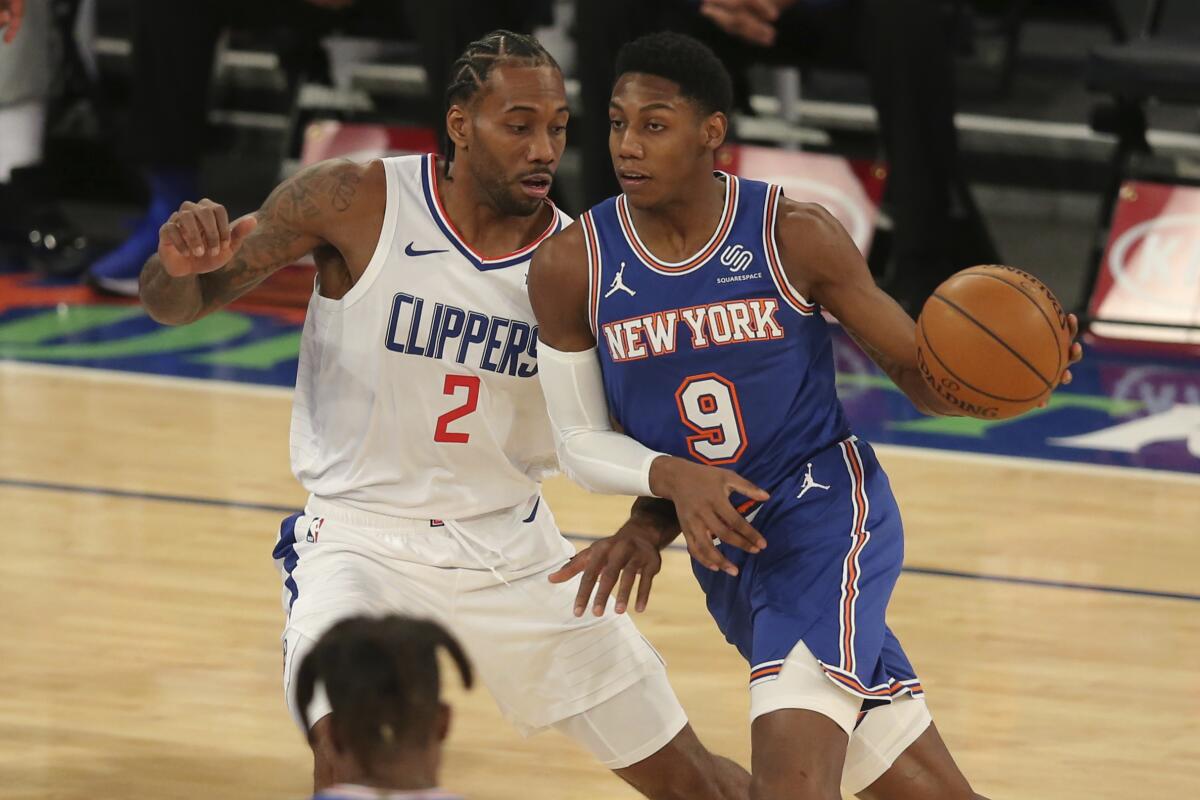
<box><xmin>297</xmin><ymin>615</ymin><xmax>473</xmax><ymax>790</ymax></box>
<box><xmin>608</xmin><ymin>32</ymin><xmax>733</xmax><ymax>211</ymax></box>
<box><xmin>440</xmin><ymin>30</ymin><xmax>567</xmax><ymax>217</ymax></box>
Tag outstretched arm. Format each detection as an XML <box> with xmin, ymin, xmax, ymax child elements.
<box><xmin>139</xmin><ymin>159</ymin><xmax>375</xmax><ymax>326</ymax></box>
<box><xmin>775</xmin><ymin>200</ymin><xmax>1080</xmax><ymax>416</ymax></box>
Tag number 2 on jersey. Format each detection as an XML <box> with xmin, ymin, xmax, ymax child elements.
<box><xmin>674</xmin><ymin>373</ymin><xmax>747</xmax><ymax>464</ymax></box>
<box><xmin>434</xmin><ymin>374</ymin><xmax>480</xmax><ymax>444</ymax></box>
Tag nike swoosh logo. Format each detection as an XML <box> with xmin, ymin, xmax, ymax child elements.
<box><xmin>405</xmin><ymin>242</ymin><xmax>449</xmax><ymax>257</ymax></box>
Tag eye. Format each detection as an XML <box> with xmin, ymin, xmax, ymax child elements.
<box><xmin>509</xmin><ymin>125</ymin><xmax>528</xmax><ymax>134</ymax></box>
<box><xmin>610</xmin><ymin>119</ymin><xmax>625</xmax><ymax>131</ymax></box>
<box><xmin>551</xmin><ymin>125</ymin><xmax>567</xmax><ymax>135</ymax></box>
<box><xmin>646</xmin><ymin>122</ymin><xmax>665</xmax><ymax>132</ymax></box>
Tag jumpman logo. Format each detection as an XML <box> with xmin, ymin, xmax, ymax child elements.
<box><xmin>605</xmin><ymin>261</ymin><xmax>637</xmax><ymax>298</ymax></box>
<box><xmin>797</xmin><ymin>463</ymin><xmax>830</xmax><ymax>499</ymax></box>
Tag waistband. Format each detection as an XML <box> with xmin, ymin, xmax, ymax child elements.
<box><xmin>303</xmin><ymin>494</ymin><xmax>540</xmax><ymax>530</ymax></box>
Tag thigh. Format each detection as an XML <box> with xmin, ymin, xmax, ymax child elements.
<box><xmin>855</xmin><ymin>721</ymin><xmax>979</xmax><ymax>800</ymax></box>
<box><xmin>275</xmin><ymin>512</ymin><xmax>447</xmax><ymax>636</ymax></box>
<box><xmin>843</xmin><ymin>695</ymin><xmax>933</xmax><ymax>795</ymax></box>
<box><xmin>550</xmin><ymin>669</ymin><xmax>687</xmax><ymax>770</ymax></box>
<box><xmin>752</xmin><ymin>709</ymin><xmax>848</xmax><ymax>800</ymax></box>
<box><xmin>451</xmin><ymin>561</ymin><xmax>668</xmax><ymax>734</ymax></box>
<box><xmin>750</xmin><ymin>639</ymin><xmax>863</xmax><ymax>736</ymax></box>
<box><xmin>730</xmin><ymin>440</ymin><xmax>909</xmax><ymax>700</ymax></box>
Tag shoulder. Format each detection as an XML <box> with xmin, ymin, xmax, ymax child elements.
<box><xmin>773</xmin><ymin>196</ymin><xmax>863</xmax><ymax>284</ymax></box>
<box><xmin>531</xmin><ymin>218</ymin><xmax>588</xmax><ymax>274</ymax></box>
<box><xmin>774</xmin><ymin>198</ymin><xmax>848</xmax><ymax>249</ymax></box>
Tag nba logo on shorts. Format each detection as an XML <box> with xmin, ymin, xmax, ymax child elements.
<box><xmin>306</xmin><ymin>517</ymin><xmax>324</xmax><ymax>543</ymax></box>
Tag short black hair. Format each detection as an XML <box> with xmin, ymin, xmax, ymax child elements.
<box><xmin>614</xmin><ymin>31</ymin><xmax>733</xmax><ymax>117</ymax></box>
<box><xmin>442</xmin><ymin>29</ymin><xmax>562</xmax><ymax>161</ymax></box>
<box><xmin>296</xmin><ymin>616</ymin><xmax>473</xmax><ymax>769</ymax></box>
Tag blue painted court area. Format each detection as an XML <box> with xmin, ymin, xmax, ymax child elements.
<box><xmin>1</xmin><ymin>274</ymin><xmax>1197</xmax><ymax>476</ymax></box>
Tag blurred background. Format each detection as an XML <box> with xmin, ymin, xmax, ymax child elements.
<box><xmin>0</xmin><ymin>4</ymin><xmax>1197</xmax><ymax>798</ymax></box>
<box><xmin>1</xmin><ymin>0</ymin><xmax>1198</xmax><ymax>334</ymax></box>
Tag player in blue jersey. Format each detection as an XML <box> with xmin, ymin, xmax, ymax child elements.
<box><xmin>300</xmin><ymin>615</ymin><xmax>471</xmax><ymax>800</ymax></box>
<box><xmin>530</xmin><ymin>31</ymin><xmax>1080</xmax><ymax>800</ymax></box>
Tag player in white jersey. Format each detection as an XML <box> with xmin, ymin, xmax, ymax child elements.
<box><xmin>138</xmin><ymin>30</ymin><xmax>748</xmax><ymax>799</ymax></box>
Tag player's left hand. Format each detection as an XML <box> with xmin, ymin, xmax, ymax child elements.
<box><xmin>549</xmin><ymin>519</ymin><xmax>665</xmax><ymax>617</ymax></box>
<box><xmin>0</xmin><ymin>0</ymin><xmax>25</xmax><ymax>44</ymax></box>
<box><xmin>1039</xmin><ymin>313</ymin><xmax>1083</xmax><ymax>407</ymax></box>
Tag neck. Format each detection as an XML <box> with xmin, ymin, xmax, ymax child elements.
<box><xmin>354</xmin><ymin>747</ymin><xmax>440</xmax><ymax>792</ymax></box>
<box><xmin>628</xmin><ymin>167</ymin><xmax>725</xmax><ymax>253</ymax></box>
<box><xmin>436</xmin><ymin>156</ymin><xmax>549</xmax><ymax>256</ymax></box>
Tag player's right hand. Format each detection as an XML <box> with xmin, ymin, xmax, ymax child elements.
<box><xmin>648</xmin><ymin>456</ymin><xmax>769</xmax><ymax>576</ymax></box>
<box><xmin>699</xmin><ymin>0</ymin><xmax>793</xmax><ymax>47</ymax></box>
<box><xmin>158</xmin><ymin>199</ymin><xmax>258</xmax><ymax>278</ymax></box>
<box><xmin>549</xmin><ymin>518</ymin><xmax>665</xmax><ymax>617</ymax></box>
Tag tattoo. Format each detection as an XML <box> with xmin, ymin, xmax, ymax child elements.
<box><xmin>199</xmin><ymin>225</ymin><xmax>304</xmax><ymax>312</ymax></box>
<box><xmin>261</xmin><ymin>160</ymin><xmax>360</xmax><ymax>223</ymax></box>
<box><xmin>845</xmin><ymin>328</ymin><xmax>894</xmax><ymax>372</ymax></box>
<box><xmin>331</xmin><ymin>168</ymin><xmax>360</xmax><ymax>212</ymax></box>
<box><xmin>143</xmin><ymin>159</ymin><xmax>361</xmax><ymax>323</ymax></box>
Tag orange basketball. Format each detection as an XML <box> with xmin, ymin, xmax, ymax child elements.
<box><xmin>915</xmin><ymin>265</ymin><xmax>1072</xmax><ymax>420</ymax></box>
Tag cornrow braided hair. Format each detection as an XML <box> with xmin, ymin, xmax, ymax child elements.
<box><xmin>296</xmin><ymin>616</ymin><xmax>473</xmax><ymax>772</ymax></box>
<box><xmin>441</xmin><ymin>29</ymin><xmax>561</xmax><ymax>163</ymax></box>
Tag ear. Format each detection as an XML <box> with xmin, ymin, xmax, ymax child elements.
<box><xmin>436</xmin><ymin>702</ymin><xmax>452</xmax><ymax>742</ymax></box>
<box><xmin>446</xmin><ymin>104</ymin><xmax>471</xmax><ymax>152</ymax></box>
<box><xmin>702</xmin><ymin>111</ymin><xmax>729</xmax><ymax>152</ymax></box>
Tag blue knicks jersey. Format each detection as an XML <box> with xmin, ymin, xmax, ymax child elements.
<box><xmin>585</xmin><ymin>174</ymin><xmax>851</xmax><ymax>492</ymax></box>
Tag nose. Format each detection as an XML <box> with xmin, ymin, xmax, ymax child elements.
<box><xmin>527</xmin><ymin>129</ymin><xmax>556</xmax><ymax>166</ymax></box>
<box><xmin>615</xmin><ymin>128</ymin><xmax>643</xmax><ymax>161</ymax></box>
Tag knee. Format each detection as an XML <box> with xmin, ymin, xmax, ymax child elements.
<box><xmin>751</xmin><ymin>771</ymin><xmax>841</xmax><ymax>800</ymax></box>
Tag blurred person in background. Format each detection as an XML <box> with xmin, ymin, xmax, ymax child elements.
<box><xmin>86</xmin><ymin>0</ymin><xmax>551</xmax><ymax>297</ymax></box>
<box><xmin>85</xmin><ymin>0</ymin><xmax>366</xmax><ymax>295</ymax></box>
<box><xmin>299</xmin><ymin>615</ymin><xmax>473</xmax><ymax>800</ymax></box>
<box><xmin>0</xmin><ymin>0</ymin><xmax>48</xmax><ymax>184</ymax></box>
<box><xmin>698</xmin><ymin>0</ymin><xmax>998</xmax><ymax>313</ymax></box>
<box><xmin>574</xmin><ymin>0</ymin><xmax>996</xmax><ymax>314</ymax></box>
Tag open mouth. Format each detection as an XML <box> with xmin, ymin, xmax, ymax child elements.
<box><xmin>617</xmin><ymin>170</ymin><xmax>650</xmax><ymax>186</ymax></box>
<box><xmin>519</xmin><ymin>174</ymin><xmax>553</xmax><ymax>198</ymax></box>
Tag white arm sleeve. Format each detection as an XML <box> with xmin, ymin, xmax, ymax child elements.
<box><xmin>537</xmin><ymin>341</ymin><xmax>665</xmax><ymax>497</ymax></box>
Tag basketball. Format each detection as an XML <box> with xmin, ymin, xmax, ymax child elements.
<box><xmin>915</xmin><ymin>265</ymin><xmax>1072</xmax><ymax>420</ymax></box>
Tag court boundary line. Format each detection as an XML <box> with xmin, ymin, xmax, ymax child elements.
<box><xmin>2</xmin><ymin>476</ymin><xmax>1197</xmax><ymax>605</ymax></box>
<box><xmin>4</xmin><ymin>360</ymin><xmax>1197</xmax><ymax>486</ymax></box>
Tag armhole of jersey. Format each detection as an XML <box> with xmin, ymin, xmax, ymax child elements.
<box><xmin>763</xmin><ymin>184</ymin><xmax>818</xmax><ymax>316</ymax></box>
<box><xmin>323</xmin><ymin>157</ymin><xmax>401</xmax><ymax>310</ymax></box>
<box><xmin>581</xmin><ymin>211</ymin><xmax>602</xmax><ymax>336</ymax></box>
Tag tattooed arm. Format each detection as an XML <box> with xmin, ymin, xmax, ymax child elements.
<box><xmin>139</xmin><ymin>159</ymin><xmax>378</xmax><ymax>326</ymax></box>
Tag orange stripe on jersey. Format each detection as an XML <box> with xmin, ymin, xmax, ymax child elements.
<box><xmin>837</xmin><ymin>439</ymin><xmax>870</xmax><ymax>675</ymax></box>
<box><xmin>763</xmin><ymin>185</ymin><xmax>817</xmax><ymax>315</ymax></box>
<box><xmin>749</xmin><ymin>665</ymin><xmax>782</xmax><ymax>681</ymax></box>
<box><xmin>824</xmin><ymin>668</ymin><xmax>897</xmax><ymax>698</ymax></box>
<box><xmin>616</xmin><ymin>176</ymin><xmax>740</xmax><ymax>274</ymax></box>
<box><xmin>582</xmin><ymin>212</ymin><xmax>601</xmax><ymax>335</ymax></box>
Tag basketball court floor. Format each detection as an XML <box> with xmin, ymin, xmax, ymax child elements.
<box><xmin>0</xmin><ymin>273</ymin><xmax>1197</xmax><ymax>799</ymax></box>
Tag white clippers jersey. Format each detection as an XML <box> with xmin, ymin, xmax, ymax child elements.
<box><xmin>290</xmin><ymin>154</ymin><xmax>567</xmax><ymax>519</ymax></box>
